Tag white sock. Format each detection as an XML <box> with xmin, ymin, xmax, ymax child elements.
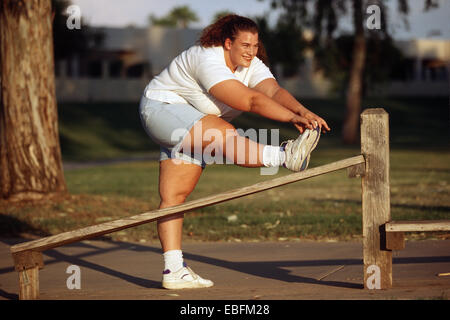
<box><xmin>163</xmin><ymin>249</ymin><xmax>184</xmax><ymax>272</ymax></box>
<box><xmin>262</xmin><ymin>145</ymin><xmax>286</xmax><ymax>167</ymax></box>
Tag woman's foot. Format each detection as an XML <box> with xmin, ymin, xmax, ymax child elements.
<box><xmin>282</xmin><ymin>127</ymin><xmax>321</xmax><ymax>172</ymax></box>
<box><xmin>162</xmin><ymin>263</ymin><xmax>214</xmax><ymax>289</ymax></box>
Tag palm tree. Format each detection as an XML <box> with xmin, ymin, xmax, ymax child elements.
<box><xmin>150</xmin><ymin>5</ymin><xmax>199</xmax><ymax>29</ymax></box>
<box><xmin>171</xmin><ymin>6</ymin><xmax>199</xmax><ymax>28</ymax></box>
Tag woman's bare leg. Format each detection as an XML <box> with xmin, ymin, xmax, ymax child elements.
<box><xmin>180</xmin><ymin>114</ymin><xmax>266</xmax><ymax>168</ymax></box>
<box><xmin>158</xmin><ymin>159</ymin><xmax>203</xmax><ymax>252</ymax></box>
<box><xmin>158</xmin><ymin>114</ymin><xmax>269</xmax><ymax>252</ymax></box>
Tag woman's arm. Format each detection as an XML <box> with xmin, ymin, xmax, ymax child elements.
<box><xmin>254</xmin><ymin>79</ymin><xmax>331</xmax><ymax>133</ymax></box>
<box><xmin>209</xmin><ymin>79</ymin><xmax>316</xmax><ymax>131</ymax></box>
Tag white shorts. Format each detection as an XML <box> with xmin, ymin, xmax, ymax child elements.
<box><xmin>139</xmin><ymin>95</ymin><xmax>208</xmax><ymax>168</ymax></box>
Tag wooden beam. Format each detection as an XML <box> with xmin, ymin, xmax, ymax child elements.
<box><xmin>361</xmin><ymin>108</ymin><xmax>392</xmax><ymax>289</ymax></box>
<box><xmin>386</xmin><ymin>220</ymin><xmax>450</xmax><ymax>232</ymax></box>
<box><xmin>385</xmin><ymin>232</ymin><xmax>405</xmax><ymax>251</ymax></box>
<box><xmin>11</xmin><ymin>155</ymin><xmax>365</xmax><ymax>254</ymax></box>
<box><xmin>347</xmin><ymin>162</ymin><xmax>365</xmax><ymax>178</ymax></box>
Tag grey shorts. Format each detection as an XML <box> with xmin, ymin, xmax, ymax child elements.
<box><xmin>139</xmin><ymin>95</ymin><xmax>207</xmax><ymax>168</ymax></box>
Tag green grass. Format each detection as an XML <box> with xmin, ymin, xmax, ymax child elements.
<box><xmin>58</xmin><ymin>102</ymin><xmax>158</xmax><ymax>161</ymax></box>
<box><xmin>0</xmin><ymin>97</ymin><xmax>448</xmax><ymax>242</ymax></box>
<box><xmin>2</xmin><ymin>148</ymin><xmax>448</xmax><ymax>243</ymax></box>
<box><xmin>58</xmin><ymin>96</ymin><xmax>449</xmax><ymax>161</ymax></box>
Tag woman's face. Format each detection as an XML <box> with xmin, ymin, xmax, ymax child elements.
<box><xmin>224</xmin><ymin>31</ymin><xmax>259</xmax><ymax>71</ymax></box>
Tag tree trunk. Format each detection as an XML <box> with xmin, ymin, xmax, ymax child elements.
<box><xmin>0</xmin><ymin>0</ymin><xmax>67</xmax><ymax>201</ymax></box>
<box><xmin>342</xmin><ymin>0</ymin><xmax>367</xmax><ymax>144</ymax></box>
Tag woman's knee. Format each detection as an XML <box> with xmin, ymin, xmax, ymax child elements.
<box><xmin>204</xmin><ymin>119</ymin><xmax>239</xmax><ymax>149</ymax></box>
<box><xmin>160</xmin><ymin>189</ymin><xmax>190</xmax><ymax>206</ymax></box>
<box><xmin>158</xmin><ymin>160</ymin><xmax>202</xmax><ymax>206</ymax></box>
<box><xmin>159</xmin><ymin>180</ymin><xmax>197</xmax><ymax>206</ymax></box>
<box><xmin>181</xmin><ymin>116</ymin><xmax>238</xmax><ymax>156</ymax></box>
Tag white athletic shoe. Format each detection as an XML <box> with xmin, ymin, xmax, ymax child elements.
<box><xmin>162</xmin><ymin>264</ymin><xmax>214</xmax><ymax>289</ymax></box>
<box><xmin>282</xmin><ymin>127</ymin><xmax>321</xmax><ymax>172</ymax></box>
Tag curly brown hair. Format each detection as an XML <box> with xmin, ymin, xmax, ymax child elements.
<box><xmin>198</xmin><ymin>14</ymin><xmax>269</xmax><ymax>65</ymax></box>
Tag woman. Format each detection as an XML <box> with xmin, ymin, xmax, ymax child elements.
<box><xmin>139</xmin><ymin>14</ymin><xmax>330</xmax><ymax>290</ymax></box>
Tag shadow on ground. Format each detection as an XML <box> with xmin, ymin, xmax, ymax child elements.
<box><xmin>2</xmin><ymin>238</ymin><xmax>450</xmax><ymax>300</ymax></box>
<box><xmin>0</xmin><ymin>215</ymin><xmax>49</xmax><ymax>239</ymax></box>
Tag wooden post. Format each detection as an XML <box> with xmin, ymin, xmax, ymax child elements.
<box><xmin>18</xmin><ymin>266</ymin><xmax>40</xmax><ymax>300</ymax></box>
<box><xmin>361</xmin><ymin>108</ymin><xmax>392</xmax><ymax>289</ymax></box>
<box><xmin>12</xmin><ymin>251</ymin><xmax>43</xmax><ymax>299</ymax></box>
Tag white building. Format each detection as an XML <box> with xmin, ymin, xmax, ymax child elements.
<box><xmin>370</xmin><ymin>38</ymin><xmax>450</xmax><ymax>96</ymax></box>
<box><xmin>55</xmin><ymin>26</ymin><xmax>449</xmax><ymax>102</ymax></box>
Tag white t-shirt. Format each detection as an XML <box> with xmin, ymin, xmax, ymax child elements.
<box><xmin>145</xmin><ymin>45</ymin><xmax>275</xmax><ymax>121</ymax></box>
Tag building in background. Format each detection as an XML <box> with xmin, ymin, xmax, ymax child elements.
<box><xmin>56</xmin><ymin>26</ymin><xmax>151</xmax><ymax>102</ymax></box>
<box><xmin>370</xmin><ymin>38</ymin><xmax>450</xmax><ymax>96</ymax></box>
<box><xmin>55</xmin><ymin>26</ymin><xmax>449</xmax><ymax>102</ymax></box>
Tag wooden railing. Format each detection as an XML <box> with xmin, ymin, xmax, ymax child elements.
<box><xmin>10</xmin><ymin>108</ymin><xmax>449</xmax><ymax>299</ymax></box>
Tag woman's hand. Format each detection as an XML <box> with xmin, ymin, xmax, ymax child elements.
<box><xmin>253</xmin><ymin>80</ymin><xmax>331</xmax><ymax>133</ymax></box>
<box><xmin>289</xmin><ymin>115</ymin><xmax>317</xmax><ymax>133</ymax></box>
<box><xmin>300</xmin><ymin>111</ymin><xmax>331</xmax><ymax>134</ymax></box>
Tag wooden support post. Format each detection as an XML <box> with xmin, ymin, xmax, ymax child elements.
<box><xmin>18</xmin><ymin>266</ymin><xmax>40</xmax><ymax>300</ymax></box>
<box><xmin>12</xmin><ymin>251</ymin><xmax>43</xmax><ymax>300</ymax></box>
<box><xmin>361</xmin><ymin>108</ymin><xmax>392</xmax><ymax>289</ymax></box>
<box><xmin>385</xmin><ymin>231</ymin><xmax>405</xmax><ymax>251</ymax></box>
<box><xmin>347</xmin><ymin>162</ymin><xmax>365</xmax><ymax>178</ymax></box>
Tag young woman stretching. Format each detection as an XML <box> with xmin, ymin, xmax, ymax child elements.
<box><xmin>139</xmin><ymin>14</ymin><xmax>330</xmax><ymax>289</ymax></box>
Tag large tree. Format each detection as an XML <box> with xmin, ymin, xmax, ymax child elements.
<box><xmin>270</xmin><ymin>0</ymin><xmax>439</xmax><ymax>144</ymax></box>
<box><xmin>0</xmin><ymin>0</ymin><xmax>67</xmax><ymax>201</ymax></box>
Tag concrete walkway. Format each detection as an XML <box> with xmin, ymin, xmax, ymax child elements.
<box><xmin>0</xmin><ymin>238</ymin><xmax>449</xmax><ymax>300</ymax></box>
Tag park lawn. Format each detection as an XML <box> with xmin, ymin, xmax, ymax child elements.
<box><xmin>57</xmin><ymin>96</ymin><xmax>449</xmax><ymax>162</ymax></box>
<box><xmin>1</xmin><ymin>147</ymin><xmax>449</xmax><ymax>243</ymax></box>
<box><xmin>0</xmin><ymin>96</ymin><xmax>448</xmax><ymax>242</ymax></box>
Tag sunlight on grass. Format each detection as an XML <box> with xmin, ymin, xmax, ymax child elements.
<box><xmin>1</xmin><ymin>97</ymin><xmax>449</xmax><ymax>242</ymax></box>
<box><xmin>2</xmin><ymin>148</ymin><xmax>448</xmax><ymax>243</ymax></box>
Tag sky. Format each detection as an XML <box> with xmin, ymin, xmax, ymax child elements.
<box><xmin>71</xmin><ymin>0</ymin><xmax>450</xmax><ymax>40</ymax></box>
